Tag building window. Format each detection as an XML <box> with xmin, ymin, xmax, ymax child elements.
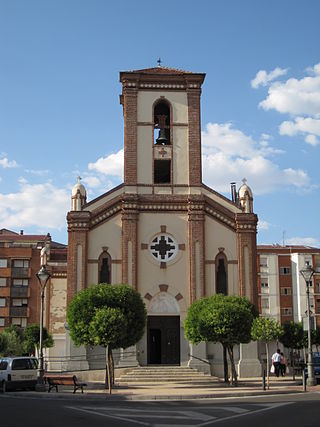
<box><xmin>260</xmin><ymin>278</ymin><xmax>269</xmax><ymax>293</ymax></box>
<box><xmin>0</xmin><ymin>318</ymin><xmax>5</xmax><ymax>327</ymax></box>
<box><xmin>280</xmin><ymin>267</ymin><xmax>291</xmax><ymax>275</ymax></box>
<box><xmin>260</xmin><ymin>257</ymin><xmax>268</xmax><ymax>267</ymax></box>
<box><xmin>0</xmin><ymin>278</ymin><xmax>7</xmax><ymax>287</ymax></box>
<box><xmin>316</xmin><ymin>299</ymin><xmax>320</xmax><ymax>314</ymax></box>
<box><xmin>0</xmin><ymin>259</ymin><xmax>8</xmax><ymax>268</ymax></box>
<box><xmin>261</xmin><ymin>298</ymin><xmax>269</xmax><ymax>309</ymax></box>
<box><xmin>316</xmin><ymin>282</ymin><xmax>320</xmax><ymax>293</ymax></box>
<box><xmin>98</xmin><ymin>251</ymin><xmax>112</xmax><ymax>284</ymax></box>
<box><xmin>281</xmin><ymin>287</ymin><xmax>292</xmax><ymax>295</ymax></box>
<box><xmin>12</xmin><ymin>299</ymin><xmax>28</xmax><ymax>307</ymax></box>
<box><xmin>216</xmin><ymin>255</ymin><xmax>227</xmax><ymax>295</ymax></box>
<box><xmin>281</xmin><ymin>307</ymin><xmax>292</xmax><ymax>316</ymax></box>
<box><xmin>11</xmin><ymin>317</ymin><xmax>27</xmax><ymax>327</ymax></box>
<box><xmin>12</xmin><ymin>279</ymin><xmax>28</xmax><ymax>287</ymax></box>
<box><xmin>149</xmin><ymin>234</ymin><xmax>178</xmax><ymax>263</ymax></box>
<box><xmin>154</xmin><ymin>159</ymin><xmax>171</xmax><ymax>184</ymax></box>
<box><xmin>0</xmin><ymin>298</ymin><xmax>6</xmax><ymax>307</ymax></box>
<box><xmin>12</xmin><ymin>259</ymin><xmax>29</xmax><ymax>268</ymax></box>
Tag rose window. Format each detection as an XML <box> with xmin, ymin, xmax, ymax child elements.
<box><xmin>149</xmin><ymin>234</ymin><xmax>178</xmax><ymax>262</ymax></box>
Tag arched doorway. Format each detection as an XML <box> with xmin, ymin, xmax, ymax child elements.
<box><xmin>147</xmin><ymin>292</ymin><xmax>180</xmax><ymax>365</ymax></box>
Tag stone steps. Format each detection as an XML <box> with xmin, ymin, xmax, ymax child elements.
<box><xmin>118</xmin><ymin>366</ymin><xmax>215</xmax><ymax>384</ymax></box>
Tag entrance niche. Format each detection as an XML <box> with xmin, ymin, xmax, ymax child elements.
<box><xmin>147</xmin><ymin>292</ymin><xmax>180</xmax><ymax>365</ymax></box>
<box><xmin>98</xmin><ymin>250</ymin><xmax>111</xmax><ymax>284</ymax></box>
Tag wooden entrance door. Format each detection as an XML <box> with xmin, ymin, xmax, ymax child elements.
<box><xmin>147</xmin><ymin>316</ymin><xmax>180</xmax><ymax>365</ymax></box>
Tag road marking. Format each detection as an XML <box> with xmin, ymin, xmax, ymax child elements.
<box><xmin>196</xmin><ymin>402</ymin><xmax>294</xmax><ymax>426</ymax></box>
<box><xmin>65</xmin><ymin>406</ymin><xmax>150</xmax><ymax>426</ymax></box>
<box><xmin>204</xmin><ymin>406</ymin><xmax>248</xmax><ymax>414</ymax></box>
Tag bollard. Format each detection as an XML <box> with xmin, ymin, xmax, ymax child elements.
<box><xmin>262</xmin><ymin>369</ymin><xmax>266</xmax><ymax>391</ymax></box>
<box><xmin>302</xmin><ymin>369</ymin><xmax>306</xmax><ymax>392</ymax></box>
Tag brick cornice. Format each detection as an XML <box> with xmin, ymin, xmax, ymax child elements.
<box><xmin>67</xmin><ymin>211</ymin><xmax>91</xmax><ymax>231</ymax></box>
<box><xmin>235</xmin><ymin>213</ymin><xmax>258</xmax><ymax>233</ymax></box>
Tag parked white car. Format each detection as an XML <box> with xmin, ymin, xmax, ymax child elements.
<box><xmin>0</xmin><ymin>357</ymin><xmax>38</xmax><ymax>392</ymax></box>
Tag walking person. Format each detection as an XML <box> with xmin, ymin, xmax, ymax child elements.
<box><xmin>280</xmin><ymin>352</ymin><xmax>287</xmax><ymax>376</ymax></box>
<box><xmin>271</xmin><ymin>349</ymin><xmax>282</xmax><ymax>377</ymax></box>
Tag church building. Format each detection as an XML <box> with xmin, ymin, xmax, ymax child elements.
<box><xmin>63</xmin><ymin>66</ymin><xmax>259</xmax><ymax>374</ymax></box>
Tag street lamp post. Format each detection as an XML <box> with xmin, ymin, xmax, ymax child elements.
<box><xmin>35</xmin><ymin>265</ymin><xmax>51</xmax><ymax>391</ymax></box>
<box><xmin>300</xmin><ymin>265</ymin><xmax>316</xmax><ymax>387</ymax></box>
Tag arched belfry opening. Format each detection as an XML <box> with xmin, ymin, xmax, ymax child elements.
<box><xmin>215</xmin><ymin>251</ymin><xmax>228</xmax><ymax>295</ymax></box>
<box><xmin>154</xmin><ymin>99</ymin><xmax>171</xmax><ymax>145</ymax></box>
<box><xmin>153</xmin><ymin>99</ymin><xmax>172</xmax><ymax>184</ymax></box>
<box><xmin>98</xmin><ymin>251</ymin><xmax>111</xmax><ymax>284</ymax></box>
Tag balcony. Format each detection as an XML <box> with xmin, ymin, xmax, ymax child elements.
<box><xmin>11</xmin><ymin>267</ymin><xmax>30</xmax><ymax>278</ymax></box>
<box><xmin>10</xmin><ymin>287</ymin><xmax>30</xmax><ymax>298</ymax></box>
<box><xmin>10</xmin><ymin>306</ymin><xmax>28</xmax><ymax>317</ymax></box>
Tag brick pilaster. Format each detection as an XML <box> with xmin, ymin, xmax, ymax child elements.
<box><xmin>67</xmin><ymin>211</ymin><xmax>90</xmax><ymax>305</ymax></box>
<box><xmin>188</xmin><ymin>195</ymin><xmax>205</xmax><ymax>303</ymax></box>
<box><xmin>236</xmin><ymin>213</ymin><xmax>258</xmax><ymax>307</ymax></box>
<box><xmin>121</xmin><ymin>194</ymin><xmax>139</xmax><ymax>289</ymax></box>
<box><xmin>187</xmin><ymin>84</ymin><xmax>202</xmax><ymax>186</ymax></box>
<box><xmin>122</xmin><ymin>82</ymin><xmax>138</xmax><ymax>185</ymax></box>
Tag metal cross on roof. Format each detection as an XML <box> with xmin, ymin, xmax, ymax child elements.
<box><xmin>157</xmin><ymin>58</ymin><xmax>162</xmax><ymax>67</ymax></box>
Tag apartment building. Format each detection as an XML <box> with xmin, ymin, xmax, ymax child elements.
<box><xmin>257</xmin><ymin>245</ymin><xmax>320</xmax><ymax>327</ymax></box>
<box><xmin>0</xmin><ymin>229</ymin><xmax>66</xmax><ymax>331</ymax></box>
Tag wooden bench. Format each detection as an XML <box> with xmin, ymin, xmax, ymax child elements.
<box><xmin>44</xmin><ymin>374</ymin><xmax>87</xmax><ymax>394</ymax></box>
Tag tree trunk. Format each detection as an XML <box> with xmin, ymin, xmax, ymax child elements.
<box><xmin>227</xmin><ymin>345</ymin><xmax>238</xmax><ymax>386</ymax></box>
<box><xmin>266</xmin><ymin>342</ymin><xmax>270</xmax><ymax>390</ymax></box>
<box><xmin>106</xmin><ymin>345</ymin><xmax>112</xmax><ymax>395</ymax></box>
<box><xmin>111</xmin><ymin>350</ymin><xmax>115</xmax><ymax>386</ymax></box>
<box><xmin>223</xmin><ymin>344</ymin><xmax>229</xmax><ymax>383</ymax></box>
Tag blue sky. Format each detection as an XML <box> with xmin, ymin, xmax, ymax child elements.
<box><xmin>1</xmin><ymin>0</ymin><xmax>320</xmax><ymax>246</ymax></box>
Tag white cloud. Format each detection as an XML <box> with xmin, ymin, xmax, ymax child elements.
<box><xmin>251</xmin><ymin>67</ymin><xmax>288</xmax><ymax>89</ymax></box>
<box><xmin>286</xmin><ymin>237</ymin><xmax>320</xmax><ymax>247</ymax></box>
<box><xmin>279</xmin><ymin>117</ymin><xmax>320</xmax><ymax>146</ymax></box>
<box><xmin>202</xmin><ymin>122</ymin><xmax>310</xmax><ymax>194</ymax></box>
<box><xmin>258</xmin><ymin>220</ymin><xmax>270</xmax><ymax>231</ymax></box>
<box><xmin>0</xmin><ymin>157</ymin><xmax>18</xmax><ymax>168</ymax></box>
<box><xmin>88</xmin><ymin>149</ymin><xmax>124</xmax><ymax>178</ymax></box>
<box><xmin>25</xmin><ymin>169</ymin><xmax>49</xmax><ymax>176</ymax></box>
<box><xmin>259</xmin><ymin>64</ymin><xmax>320</xmax><ymax>117</ymax></box>
<box><xmin>82</xmin><ymin>176</ymin><xmax>101</xmax><ymax>188</ymax></box>
<box><xmin>0</xmin><ymin>180</ymin><xmax>69</xmax><ymax>231</ymax></box>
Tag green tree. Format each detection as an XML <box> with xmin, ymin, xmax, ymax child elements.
<box><xmin>279</xmin><ymin>321</ymin><xmax>304</xmax><ymax>378</ymax></box>
<box><xmin>251</xmin><ymin>317</ymin><xmax>282</xmax><ymax>389</ymax></box>
<box><xmin>67</xmin><ymin>284</ymin><xmax>147</xmax><ymax>394</ymax></box>
<box><xmin>23</xmin><ymin>324</ymin><xmax>54</xmax><ymax>356</ymax></box>
<box><xmin>185</xmin><ymin>294</ymin><xmax>257</xmax><ymax>386</ymax></box>
<box><xmin>0</xmin><ymin>325</ymin><xmax>24</xmax><ymax>356</ymax></box>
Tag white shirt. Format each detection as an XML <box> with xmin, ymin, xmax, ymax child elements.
<box><xmin>272</xmin><ymin>352</ymin><xmax>281</xmax><ymax>363</ymax></box>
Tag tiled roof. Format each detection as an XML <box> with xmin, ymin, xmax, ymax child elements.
<box><xmin>121</xmin><ymin>66</ymin><xmax>205</xmax><ymax>76</ymax></box>
<box><xmin>258</xmin><ymin>244</ymin><xmax>320</xmax><ymax>252</ymax></box>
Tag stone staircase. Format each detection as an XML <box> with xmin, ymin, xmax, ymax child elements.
<box><xmin>117</xmin><ymin>366</ymin><xmax>217</xmax><ymax>385</ymax></box>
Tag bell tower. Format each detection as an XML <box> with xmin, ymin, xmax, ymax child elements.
<box><xmin>119</xmin><ymin>66</ymin><xmax>206</xmax><ymax>190</ymax></box>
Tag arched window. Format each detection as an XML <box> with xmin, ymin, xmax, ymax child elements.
<box><xmin>98</xmin><ymin>251</ymin><xmax>111</xmax><ymax>284</ymax></box>
<box><xmin>215</xmin><ymin>252</ymin><xmax>228</xmax><ymax>295</ymax></box>
<box><xmin>153</xmin><ymin>100</ymin><xmax>171</xmax><ymax>145</ymax></box>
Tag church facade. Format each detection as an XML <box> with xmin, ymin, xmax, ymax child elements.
<box><xmin>63</xmin><ymin>66</ymin><xmax>259</xmax><ymax>374</ymax></box>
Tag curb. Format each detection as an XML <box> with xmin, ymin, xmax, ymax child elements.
<box><xmin>0</xmin><ymin>388</ymin><xmax>305</xmax><ymax>402</ymax></box>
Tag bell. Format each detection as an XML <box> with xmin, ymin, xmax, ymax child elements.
<box><xmin>156</xmin><ymin>128</ymin><xmax>168</xmax><ymax>145</ymax></box>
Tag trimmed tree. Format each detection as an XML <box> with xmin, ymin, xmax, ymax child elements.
<box><xmin>67</xmin><ymin>284</ymin><xmax>147</xmax><ymax>394</ymax></box>
<box><xmin>23</xmin><ymin>324</ymin><xmax>54</xmax><ymax>356</ymax></box>
<box><xmin>251</xmin><ymin>317</ymin><xmax>283</xmax><ymax>389</ymax></box>
<box><xmin>279</xmin><ymin>321</ymin><xmax>304</xmax><ymax>379</ymax></box>
<box><xmin>185</xmin><ymin>294</ymin><xmax>257</xmax><ymax>386</ymax></box>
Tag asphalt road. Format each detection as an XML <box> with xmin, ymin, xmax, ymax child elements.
<box><xmin>1</xmin><ymin>393</ymin><xmax>320</xmax><ymax>427</ymax></box>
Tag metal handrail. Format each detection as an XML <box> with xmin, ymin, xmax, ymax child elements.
<box><xmin>187</xmin><ymin>353</ymin><xmax>211</xmax><ymax>365</ymax></box>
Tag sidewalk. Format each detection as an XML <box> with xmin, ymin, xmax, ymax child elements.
<box><xmin>4</xmin><ymin>376</ymin><xmax>319</xmax><ymax>401</ymax></box>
